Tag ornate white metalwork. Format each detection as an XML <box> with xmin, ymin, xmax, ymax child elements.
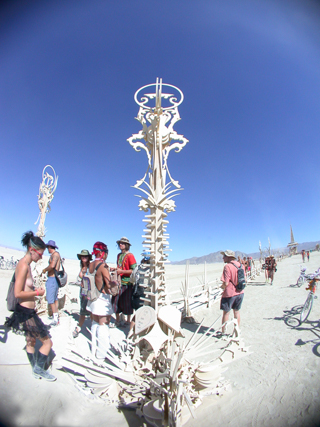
<box><xmin>33</xmin><ymin>165</ymin><xmax>58</xmax><ymax>305</ymax></box>
<box><xmin>128</xmin><ymin>78</ymin><xmax>188</xmax><ymax>313</ymax></box>
<box><xmin>35</xmin><ymin>165</ymin><xmax>58</xmax><ymax>238</ymax></box>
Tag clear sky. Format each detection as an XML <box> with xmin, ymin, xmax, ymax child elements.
<box><xmin>1</xmin><ymin>0</ymin><xmax>320</xmax><ymax>263</ymax></box>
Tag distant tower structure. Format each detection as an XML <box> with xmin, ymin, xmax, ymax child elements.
<box><xmin>287</xmin><ymin>225</ymin><xmax>298</xmax><ymax>255</ymax></box>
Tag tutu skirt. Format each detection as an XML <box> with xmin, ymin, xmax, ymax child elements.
<box><xmin>87</xmin><ymin>293</ymin><xmax>113</xmax><ymax>316</ymax></box>
<box><xmin>5</xmin><ymin>304</ymin><xmax>50</xmax><ymax>339</ymax></box>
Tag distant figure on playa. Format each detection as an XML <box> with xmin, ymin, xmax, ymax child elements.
<box><xmin>42</xmin><ymin>240</ymin><xmax>61</xmax><ymax>327</ymax></box>
<box><xmin>301</xmin><ymin>250</ymin><xmax>306</xmax><ymax>263</ymax></box>
<box><xmin>73</xmin><ymin>249</ymin><xmax>92</xmax><ymax>338</ymax></box>
<box><xmin>237</xmin><ymin>256</ymin><xmax>245</xmax><ymax>268</ymax></box>
<box><xmin>87</xmin><ymin>242</ymin><xmax>113</xmax><ymax>359</ymax></box>
<box><xmin>246</xmin><ymin>257</ymin><xmax>251</xmax><ymax>274</ymax></box>
<box><xmin>266</xmin><ymin>255</ymin><xmax>277</xmax><ymax>285</ymax></box>
<box><xmin>5</xmin><ymin>231</ymin><xmax>56</xmax><ymax>381</ymax></box>
<box><xmin>243</xmin><ymin>257</ymin><xmax>248</xmax><ymax>272</ymax></box>
<box><xmin>112</xmin><ymin>237</ymin><xmax>137</xmax><ymax>327</ymax></box>
<box><xmin>220</xmin><ymin>250</ymin><xmax>245</xmax><ymax>334</ymax></box>
<box><xmin>306</xmin><ymin>251</ymin><xmax>310</xmax><ymax>262</ymax></box>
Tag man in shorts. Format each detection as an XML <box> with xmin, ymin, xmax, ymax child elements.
<box><xmin>42</xmin><ymin>240</ymin><xmax>61</xmax><ymax>327</ymax></box>
<box><xmin>220</xmin><ymin>250</ymin><xmax>245</xmax><ymax>334</ymax></box>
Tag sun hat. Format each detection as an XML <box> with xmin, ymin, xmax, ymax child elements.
<box><xmin>116</xmin><ymin>237</ymin><xmax>132</xmax><ymax>246</ymax></box>
<box><xmin>46</xmin><ymin>240</ymin><xmax>59</xmax><ymax>249</ymax></box>
<box><xmin>220</xmin><ymin>250</ymin><xmax>236</xmax><ymax>259</ymax></box>
<box><xmin>77</xmin><ymin>249</ymin><xmax>92</xmax><ymax>260</ymax></box>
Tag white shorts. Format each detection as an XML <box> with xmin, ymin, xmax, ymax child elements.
<box><xmin>87</xmin><ymin>293</ymin><xmax>113</xmax><ymax>316</ymax></box>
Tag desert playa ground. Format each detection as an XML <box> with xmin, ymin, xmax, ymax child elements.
<box><xmin>0</xmin><ymin>246</ymin><xmax>320</xmax><ymax>427</ymax></box>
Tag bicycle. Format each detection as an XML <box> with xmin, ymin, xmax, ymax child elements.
<box><xmin>296</xmin><ymin>266</ymin><xmax>307</xmax><ymax>287</ymax></box>
<box><xmin>300</xmin><ymin>270</ymin><xmax>320</xmax><ymax>324</ymax></box>
<box><xmin>296</xmin><ymin>266</ymin><xmax>320</xmax><ymax>287</ymax></box>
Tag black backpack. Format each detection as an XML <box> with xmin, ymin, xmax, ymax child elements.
<box><xmin>230</xmin><ymin>262</ymin><xmax>246</xmax><ymax>291</ymax></box>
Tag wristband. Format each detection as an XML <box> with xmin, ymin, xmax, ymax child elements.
<box><xmin>36</xmin><ymin>289</ymin><xmax>39</xmax><ymax>296</ymax></box>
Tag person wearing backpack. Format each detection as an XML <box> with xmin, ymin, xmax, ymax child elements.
<box><xmin>72</xmin><ymin>249</ymin><xmax>92</xmax><ymax>338</ymax></box>
<box><xmin>86</xmin><ymin>242</ymin><xmax>113</xmax><ymax>359</ymax></box>
<box><xmin>220</xmin><ymin>250</ymin><xmax>246</xmax><ymax>335</ymax></box>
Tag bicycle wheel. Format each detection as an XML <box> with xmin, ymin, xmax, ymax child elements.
<box><xmin>300</xmin><ymin>293</ymin><xmax>314</xmax><ymax>323</ymax></box>
<box><xmin>297</xmin><ymin>276</ymin><xmax>304</xmax><ymax>287</ymax></box>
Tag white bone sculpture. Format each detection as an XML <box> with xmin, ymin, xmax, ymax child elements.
<box><xmin>33</xmin><ymin>165</ymin><xmax>58</xmax><ymax>310</ymax></box>
<box><xmin>35</xmin><ymin>165</ymin><xmax>58</xmax><ymax>238</ymax></box>
<box><xmin>128</xmin><ymin>78</ymin><xmax>188</xmax><ymax>313</ymax></box>
<box><xmin>60</xmin><ymin>80</ymin><xmax>251</xmax><ymax>427</ymax></box>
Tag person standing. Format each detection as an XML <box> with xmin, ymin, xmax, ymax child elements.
<box><xmin>42</xmin><ymin>240</ymin><xmax>60</xmax><ymax>327</ymax></box>
<box><xmin>267</xmin><ymin>255</ymin><xmax>277</xmax><ymax>285</ymax></box>
<box><xmin>87</xmin><ymin>242</ymin><xmax>113</xmax><ymax>359</ymax></box>
<box><xmin>264</xmin><ymin>256</ymin><xmax>270</xmax><ymax>283</ymax></box>
<box><xmin>73</xmin><ymin>249</ymin><xmax>92</xmax><ymax>338</ymax></box>
<box><xmin>307</xmin><ymin>251</ymin><xmax>310</xmax><ymax>262</ymax></box>
<box><xmin>302</xmin><ymin>250</ymin><xmax>306</xmax><ymax>263</ymax></box>
<box><xmin>112</xmin><ymin>237</ymin><xmax>137</xmax><ymax>327</ymax></box>
<box><xmin>220</xmin><ymin>250</ymin><xmax>245</xmax><ymax>334</ymax></box>
<box><xmin>5</xmin><ymin>231</ymin><xmax>56</xmax><ymax>381</ymax></box>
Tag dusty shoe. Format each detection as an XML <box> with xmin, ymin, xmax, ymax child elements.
<box><xmin>33</xmin><ymin>365</ymin><xmax>56</xmax><ymax>381</ymax></box>
<box><xmin>72</xmin><ymin>327</ymin><xmax>80</xmax><ymax>338</ymax></box>
<box><xmin>33</xmin><ymin>352</ymin><xmax>56</xmax><ymax>381</ymax></box>
<box><xmin>49</xmin><ymin>320</ymin><xmax>59</xmax><ymax>327</ymax></box>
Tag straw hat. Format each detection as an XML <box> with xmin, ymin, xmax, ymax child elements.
<box><xmin>77</xmin><ymin>249</ymin><xmax>92</xmax><ymax>260</ymax></box>
<box><xmin>220</xmin><ymin>250</ymin><xmax>236</xmax><ymax>259</ymax></box>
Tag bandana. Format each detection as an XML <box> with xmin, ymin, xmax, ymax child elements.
<box><xmin>92</xmin><ymin>241</ymin><xmax>108</xmax><ymax>258</ymax></box>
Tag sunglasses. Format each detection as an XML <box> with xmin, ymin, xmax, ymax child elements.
<box><xmin>32</xmin><ymin>248</ymin><xmax>43</xmax><ymax>258</ymax></box>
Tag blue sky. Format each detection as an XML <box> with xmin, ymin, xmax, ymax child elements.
<box><xmin>1</xmin><ymin>0</ymin><xmax>320</xmax><ymax>262</ymax></box>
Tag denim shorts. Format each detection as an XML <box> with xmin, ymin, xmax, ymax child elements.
<box><xmin>220</xmin><ymin>293</ymin><xmax>244</xmax><ymax>312</ymax></box>
<box><xmin>45</xmin><ymin>277</ymin><xmax>59</xmax><ymax>304</ymax></box>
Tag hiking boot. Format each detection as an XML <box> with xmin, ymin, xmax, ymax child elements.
<box><xmin>33</xmin><ymin>352</ymin><xmax>56</xmax><ymax>382</ymax></box>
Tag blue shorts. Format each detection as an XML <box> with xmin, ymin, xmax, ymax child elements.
<box><xmin>46</xmin><ymin>277</ymin><xmax>59</xmax><ymax>304</ymax></box>
<box><xmin>220</xmin><ymin>294</ymin><xmax>244</xmax><ymax>312</ymax></box>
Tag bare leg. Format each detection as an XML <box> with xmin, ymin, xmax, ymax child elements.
<box><xmin>221</xmin><ymin>311</ymin><xmax>230</xmax><ymax>333</ymax></box>
<box><xmin>51</xmin><ymin>302</ymin><xmax>58</xmax><ymax>314</ymax></box>
<box><xmin>93</xmin><ymin>315</ymin><xmax>107</xmax><ymax>326</ymax></box>
<box><xmin>78</xmin><ymin>315</ymin><xmax>85</xmax><ymax>328</ymax></box>
<box><xmin>38</xmin><ymin>336</ymin><xmax>53</xmax><ymax>356</ymax></box>
<box><xmin>233</xmin><ymin>309</ymin><xmax>241</xmax><ymax>327</ymax></box>
<box><xmin>270</xmin><ymin>270</ymin><xmax>274</xmax><ymax>283</ymax></box>
<box><xmin>26</xmin><ymin>336</ymin><xmax>36</xmax><ymax>354</ymax></box>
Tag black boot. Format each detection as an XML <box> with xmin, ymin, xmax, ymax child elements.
<box><xmin>26</xmin><ymin>352</ymin><xmax>35</xmax><ymax>371</ymax></box>
<box><xmin>33</xmin><ymin>352</ymin><xmax>56</xmax><ymax>381</ymax></box>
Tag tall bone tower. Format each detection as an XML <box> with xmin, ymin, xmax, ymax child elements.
<box><xmin>128</xmin><ymin>79</ymin><xmax>188</xmax><ymax>313</ymax></box>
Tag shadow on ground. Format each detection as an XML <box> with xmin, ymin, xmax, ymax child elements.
<box><xmin>273</xmin><ymin>305</ymin><xmax>320</xmax><ymax>356</ymax></box>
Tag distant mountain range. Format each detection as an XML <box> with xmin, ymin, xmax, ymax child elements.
<box><xmin>172</xmin><ymin>240</ymin><xmax>320</xmax><ymax>265</ymax></box>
